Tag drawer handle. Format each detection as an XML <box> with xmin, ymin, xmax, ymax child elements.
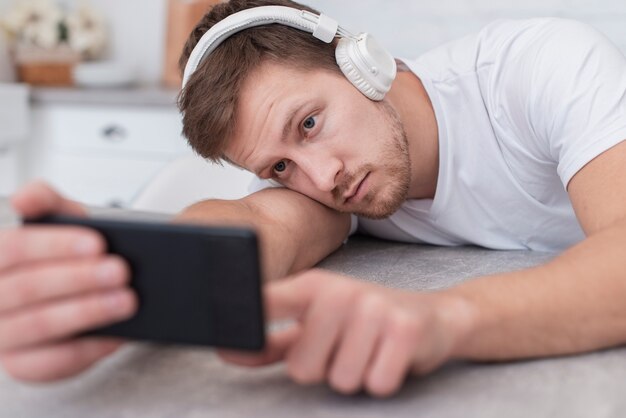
<box><xmin>107</xmin><ymin>199</ymin><xmax>125</xmax><ymax>208</ymax></box>
<box><xmin>101</xmin><ymin>125</ymin><xmax>127</xmax><ymax>142</ymax></box>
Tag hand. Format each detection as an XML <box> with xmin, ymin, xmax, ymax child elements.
<box><xmin>219</xmin><ymin>269</ymin><xmax>472</xmax><ymax>397</ymax></box>
<box><xmin>0</xmin><ymin>182</ymin><xmax>137</xmax><ymax>382</ymax></box>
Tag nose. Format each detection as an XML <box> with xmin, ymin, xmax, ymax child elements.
<box><xmin>298</xmin><ymin>152</ymin><xmax>343</xmax><ymax>193</ymax></box>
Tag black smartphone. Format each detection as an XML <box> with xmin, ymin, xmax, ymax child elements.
<box><xmin>25</xmin><ymin>214</ymin><xmax>265</xmax><ymax>351</ymax></box>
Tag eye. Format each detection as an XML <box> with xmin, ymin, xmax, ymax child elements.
<box><xmin>302</xmin><ymin>115</ymin><xmax>316</xmax><ymax>131</ymax></box>
<box><xmin>273</xmin><ymin>160</ymin><xmax>288</xmax><ymax>174</ymax></box>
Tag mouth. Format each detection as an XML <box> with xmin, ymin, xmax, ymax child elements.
<box><xmin>344</xmin><ymin>172</ymin><xmax>370</xmax><ymax>204</ymax></box>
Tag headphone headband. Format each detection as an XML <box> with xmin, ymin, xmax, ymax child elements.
<box><xmin>181</xmin><ymin>5</ymin><xmax>396</xmax><ymax>101</ymax></box>
<box><xmin>182</xmin><ymin>6</ymin><xmax>354</xmax><ymax>89</ymax></box>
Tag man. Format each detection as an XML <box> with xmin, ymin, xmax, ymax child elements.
<box><xmin>1</xmin><ymin>0</ymin><xmax>625</xmax><ymax>398</ymax></box>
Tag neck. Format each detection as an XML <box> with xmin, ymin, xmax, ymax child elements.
<box><xmin>385</xmin><ymin>69</ymin><xmax>439</xmax><ymax>200</ymax></box>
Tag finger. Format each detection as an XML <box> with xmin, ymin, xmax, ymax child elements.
<box><xmin>284</xmin><ymin>282</ymin><xmax>354</xmax><ymax>385</ymax></box>
<box><xmin>0</xmin><ymin>226</ymin><xmax>106</xmax><ymax>272</ymax></box>
<box><xmin>328</xmin><ymin>294</ymin><xmax>386</xmax><ymax>394</ymax></box>
<box><xmin>264</xmin><ymin>270</ymin><xmax>335</xmax><ymax>321</ymax></box>
<box><xmin>0</xmin><ymin>289</ymin><xmax>137</xmax><ymax>352</ymax></box>
<box><xmin>365</xmin><ymin>315</ymin><xmax>415</xmax><ymax>398</ymax></box>
<box><xmin>10</xmin><ymin>181</ymin><xmax>87</xmax><ymax>219</ymax></box>
<box><xmin>217</xmin><ymin>325</ymin><xmax>301</xmax><ymax>367</ymax></box>
<box><xmin>0</xmin><ymin>256</ymin><xmax>129</xmax><ymax>314</ymax></box>
<box><xmin>0</xmin><ymin>338</ymin><xmax>123</xmax><ymax>382</ymax></box>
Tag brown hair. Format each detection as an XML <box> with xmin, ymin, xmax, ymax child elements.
<box><xmin>178</xmin><ymin>0</ymin><xmax>341</xmax><ymax>163</ymax></box>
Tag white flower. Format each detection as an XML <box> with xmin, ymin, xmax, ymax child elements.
<box><xmin>65</xmin><ymin>1</ymin><xmax>107</xmax><ymax>59</ymax></box>
<box><xmin>1</xmin><ymin>0</ymin><xmax>63</xmax><ymax>48</ymax></box>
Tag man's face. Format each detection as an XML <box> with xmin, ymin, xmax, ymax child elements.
<box><xmin>225</xmin><ymin>61</ymin><xmax>411</xmax><ymax>219</ymax></box>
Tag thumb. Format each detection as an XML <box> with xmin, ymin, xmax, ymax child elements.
<box><xmin>11</xmin><ymin>181</ymin><xmax>87</xmax><ymax>219</ymax></box>
<box><xmin>217</xmin><ymin>325</ymin><xmax>301</xmax><ymax>367</ymax></box>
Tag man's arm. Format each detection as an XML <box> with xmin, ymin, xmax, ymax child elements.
<box><xmin>175</xmin><ymin>187</ymin><xmax>352</xmax><ymax>281</ymax></box>
<box><xmin>218</xmin><ymin>141</ymin><xmax>626</xmax><ymax>397</ymax></box>
<box><xmin>0</xmin><ymin>182</ymin><xmax>349</xmax><ymax>383</ymax></box>
<box><xmin>442</xmin><ymin>18</ymin><xmax>626</xmax><ymax>359</ymax></box>
<box><xmin>446</xmin><ymin>140</ymin><xmax>626</xmax><ymax>359</ymax></box>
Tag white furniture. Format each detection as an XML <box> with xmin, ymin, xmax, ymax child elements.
<box><xmin>25</xmin><ymin>88</ymin><xmax>253</xmax><ymax>210</ymax></box>
<box><xmin>0</xmin><ymin>33</ymin><xmax>27</xmax><ymax>197</ymax></box>
<box><xmin>0</xmin><ymin>83</ymin><xmax>29</xmax><ymax>196</ymax></box>
<box><xmin>131</xmin><ymin>154</ymin><xmax>255</xmax><ymax>214</ymax></box>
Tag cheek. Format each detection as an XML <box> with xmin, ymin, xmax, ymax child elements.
<box><xmin>347</xmin><ymin>109</ymin><xmax>388</xmax><ymax>156</ymax></box>
<box><xmin>332</xmin><ymin>104</ymin><xmax>382</xmax><ymax>149</ymax></box>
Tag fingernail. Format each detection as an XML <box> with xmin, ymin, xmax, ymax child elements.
<box><xmin>95</xmin><ymin>259</ymin><xmax>123</xmax><ymax>286</ymax></box>
<box><xmin>103</xmin><ymin>291</ymin><xmax>133</xmax><ymax>316</ymax></box>
<box><xmin>74</xmin><ymin>236</ymin><xmax>101</xmax><ymax>255</ymax></box>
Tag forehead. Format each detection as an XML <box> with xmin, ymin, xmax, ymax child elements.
<box><xmin>224</xmin><ymin>61</ymin><xmax>345</xmax><ymax>167</ymax></box>
<box><xmin>237</xmin><ymin>61</ymin><xmax>318</xmax><ymax>120</ymax></box>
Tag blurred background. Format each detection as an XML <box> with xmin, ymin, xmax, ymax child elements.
<box><xmin>0</xmin><ymin>0</ymin><xmax>625</xmax><ymax>213</ymax></box>
<box><xmin>2</xmin><ymin>0</ymin><xmax>625</xmax><ymax>85</ymax></box>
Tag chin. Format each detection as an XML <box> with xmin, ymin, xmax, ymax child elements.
<box><xmin>350</xmin><ymin>190</ymin><xmax>408</xmax><ymax>220</ymax></box>
<box><xmin>354</xmin><ymin>206</ymin><xmax>401</xmax><ymax>220</ymax></box>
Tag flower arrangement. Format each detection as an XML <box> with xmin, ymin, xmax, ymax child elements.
<box><xmin>0</xmin><ymin>0</ymin><xmax>108</xmax><ymax>85</ymax></box>
<box><xmin>2</xmin><ymin>0</ymin><xmax>64</xmax><ymax>50</ymax></box>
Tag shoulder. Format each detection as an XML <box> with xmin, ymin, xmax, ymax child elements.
<box><xmin>407</xmin><ymin>18</ymin><xmax>598</xmax><ymax>82</ymax></box>
<box><xmin>479</xmin><ymin>17</ymin><xmax>622</xmax><ymax>110</ymax></box>
<box><xmin>480</xmin><ymin>18</ymin><xmax>618</xmax><ymax>71</ymax></box>
<box><xmin>478</xmin><ymin>17</ymin><xmax>603</xmax><ymax>49</ymax></box>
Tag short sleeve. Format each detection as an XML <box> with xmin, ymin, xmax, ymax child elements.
<box><xmin>496</xmin><ymin>18</ymin><xmax>626</xmax><ymax>187</ymax></box>
<box><xmin>489</xmin><ymin>18</ymin><xmax>626</xmax><ymax>187</ymax></box>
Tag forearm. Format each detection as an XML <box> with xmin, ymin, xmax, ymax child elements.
<box><xmin>172</xmin><ymin>198</ymin><xmax>290</xmax><ymax>281</ymax></box>
<box><xmin>173</xmin><ymin>189</ymin><xmax>350</xmax><ymax>281</ymax></box>
<box><xmin>442</xmin><ymin>218</ymin><xmax>626</xmax><ymax>361</ymax></box>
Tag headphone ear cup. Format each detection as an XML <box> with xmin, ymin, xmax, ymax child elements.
<box><xmin>335</xmin><ymin>37</ymin><xmax>384</xmax><ymax>101</ymax></box>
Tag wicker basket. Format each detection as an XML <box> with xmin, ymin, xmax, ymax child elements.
<box><xmin>14</xmin><ymin>45</ymin><xmax>79</xmax><ymax>87</ymax></box>
<box><xmin>17</xmin><ymin>61</ymin><xmax>75</xmax><ymax>86</ymax></box>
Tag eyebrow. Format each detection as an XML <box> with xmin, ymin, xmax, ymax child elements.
<box><xmin>251</xmin><ymin>102</ymin><xmax>306</xmax><ymax>178</ymax></box>
<box><xmin>239</xmin><ymin>98</ymin><xmax>314</xmax><ymax>178</ymax></box>
<box><xmin>281</xmin><ymin>104</ymin><xmax>303</xmax><ymax>143</ymax></box>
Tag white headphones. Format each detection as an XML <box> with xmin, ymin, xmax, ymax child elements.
<box><xmin>181</xmin><ymin>5</ymin><xmax>397</xmax><ymax>101</ymax></box>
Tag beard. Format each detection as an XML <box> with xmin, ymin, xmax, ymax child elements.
<box><xmin>333</xmin><ymin>101</ymin><xmax>411</xmax><ymax>220</ymax></box>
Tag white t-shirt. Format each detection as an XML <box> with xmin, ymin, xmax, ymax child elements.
<box><xmin>356</xmin><ymin>18</ymin><xmax>626</xmax><ymax>251</ymax></box>
<box><xmin>251</xmin><ymin>18</ymin><xmax>626</xmax><ymax>252</ymax></box>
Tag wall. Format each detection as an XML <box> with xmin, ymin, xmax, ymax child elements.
<box><xmin>78</xmin><ymin>0</ymin><xmax>169</xmax><ymax>84</ymax></box>
<box><xmin>1</xmin><ymin>0</ymin><xmax>625</xmax><ymax>84</ymax></box>
<box><xmin>0</xmin><ymin>0</ymin><xmax>169</xmax><ymax>84</ymax></box>
<box><xmin>307</xmin><ymin>0</ymin><xmax>626</xmax><ymax>60</ymax></box>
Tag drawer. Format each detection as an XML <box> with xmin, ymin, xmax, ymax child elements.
<box><xmin>37</xmin><ymin>153</ymin><xmax>169</xmax><ymax>208</ymax></box>
<box><xmin>0</xmin><ymin>83</ymin><xmax>29</xmax><ymax>145</ymax></box>
<box><xmin>0</xmin><ymin>145</ymin><xmax>21</xmax><ymax>196</ymax></box>
<box><xmin>32</xmin><ymin>104</ymin><xmax>192</xmax><ymax>158</ymax></box>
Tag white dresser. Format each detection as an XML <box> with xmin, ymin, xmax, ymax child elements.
<box><xmin>0</xmin><ymin>83</ymin><xmax>29</xmax><ymax>196</ymax></box>
<box><xmin>24</xmin><ymin>87</ymin><xmax>251</xmax><ymax>209</ymax></box>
